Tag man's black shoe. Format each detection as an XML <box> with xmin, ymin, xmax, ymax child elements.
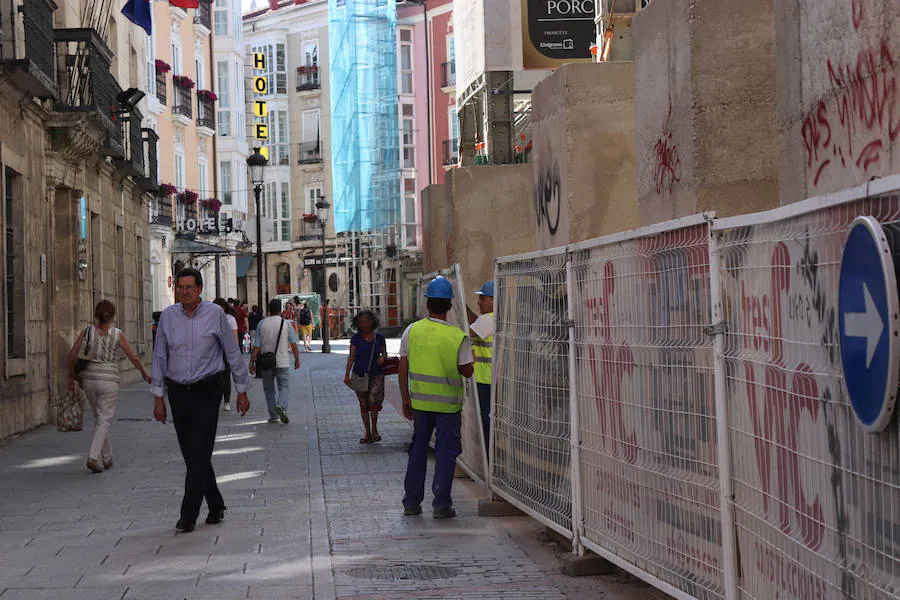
<box><xmin>175</xmin><ymin>518</ymin><xmax>195</xmax><ymax>533</ymax></box>
<box><xmin>433</xmin><ymin>507</ymin><xmax>456</xmax><ymax>519</ymax></box>
<box><xmin>403</xmin><ymin>505</ymin><xmax>423</xmax><ymax>516</ymax></box>
<box><xmin>206</xmin><ymin>508</ymin><xmax>225</xmax><ymax>525</ymax></box>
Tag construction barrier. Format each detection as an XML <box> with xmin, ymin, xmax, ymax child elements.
<box><xmin>491</xmin><ymin>177</ymin><xmax>900</xmax><ymax>600</ymax></box>
<box><xmin>416</xmin><ymin>265</ymin><xmax>489</xmax><ymax>486</ymax></box>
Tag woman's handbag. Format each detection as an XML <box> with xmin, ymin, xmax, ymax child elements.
<box><xmin>348</xmin><ymin>338</ymin><xmax>378</xmax><ymax>392</ymax></box>
<box><xmin>381</xmin><ymin>356</ymin><xmax>400</xmax><ymax>376</ymax></box>
<box><xmin>256</xmin><ymin>318</ymin><xmax>284</xmax><ymax>371</ymax></box>
<box><xmin>73</xmin><ymin>326</ymin><xmax>93</xmax><ymax>377</ymax></box>
<box><xmin>56</xmin><ymin>384</ymin><xmax>86</xmax><ymax>432</ymax></box>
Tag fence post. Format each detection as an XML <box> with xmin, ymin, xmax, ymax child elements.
<box><xmin>707</xmin><ymin>224</ymin><xmax>740</xmax><ymax>600</ymax></box>
<box><xmin>565</xmin><ymin>250</ymin><xmax>584</xmax><ymax>555</ymax></box>
<box><xmin>486</xmin><ymin>259</ymin><xmax>500</xmax><ymax>496</ymax></box>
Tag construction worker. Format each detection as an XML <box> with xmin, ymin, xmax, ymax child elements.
<box><xmin>468</xmin><ymin>281</ymin><xmax>494</xmax><ymax>458</ymax></box>
<box><xmin>400</xmin><ymin>276</ymin><xmax>474</xmax><ymax>519</ymax></box>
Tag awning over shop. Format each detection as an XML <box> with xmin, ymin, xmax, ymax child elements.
<box><xmin>236</xmin><ymin>255</ymin><xmax>254</xmax><ymax>278</ymax></box>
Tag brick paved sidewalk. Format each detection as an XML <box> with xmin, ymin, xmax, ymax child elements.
<box><xmin>0</xmin><ymin>342</ymin><xmax>660</xmax><ymax>600</ymax></box>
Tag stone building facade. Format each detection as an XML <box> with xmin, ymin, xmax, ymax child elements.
<box><xmin>0</xmin><ymin>0</ymin><xmax>155</xmax><ymax>439</ymax></box>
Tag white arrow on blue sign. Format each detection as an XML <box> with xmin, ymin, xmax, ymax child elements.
<box><xmin>838</xmin><ymin>216</ymin><xmax>900</xmax><ymax>432</ymax></box>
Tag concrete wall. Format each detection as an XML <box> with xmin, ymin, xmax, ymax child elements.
<box><xmin>421</xmin><ymin>183</ymin><xmax>448</xmax><ymax>274</ymax></box>
<box><xmin>441</xmin><ymin>165</ymin><xmax>535</xmax><ymax>307</ymax></box>
<box><xmin>777</xmin><ymin>0</ymin><xmax>900</xmax><ymax>202</ymax></box>
<box><xmin>634</xmin><ymin>0</ymin><xmax>779</xmax><ymax>223</ymax></box>
<box><xmin>531</xmin><ymin>62</ymin><xmax>638</xmax><ymax>249</ymax></box>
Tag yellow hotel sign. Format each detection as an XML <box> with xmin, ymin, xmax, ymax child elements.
<box><xmin>253</xmin><ymin>100</ymin><xmax>268</xmax><ymax>117</ymax></box>
<box><xmin>253</xmin><ymin>53</ymin><xmax>266</xmax><ymax>70</ymax></box>
<box><xmin>253</xmin><ymin>76</ymin><xmax>268</xmax><ymax>94</ymax></box>
<box><xmin>255</xmin><ymin>123</ymin><xmax>269</xmax><ymax>140</ymax></box>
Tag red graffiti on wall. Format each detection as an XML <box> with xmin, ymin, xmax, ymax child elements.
<box><xmin>801</xmin><ymin>23</ymin><xmax>899</xmax><ymax>187</ymax></box>
<box><xmin>653</xmin><ymin>107</ymin><xmax>682</xmax><ymax>195</ymax></box>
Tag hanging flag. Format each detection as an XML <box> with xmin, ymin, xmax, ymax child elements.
<box><xmin>170</xmin><ymin>0</ymin><xmax>201</xmax><ymax>8</ymax></box>
<box><xmin>121</xmin><ymin>0</ymin><xmax>152</xmax><ymax>35</ymax></box>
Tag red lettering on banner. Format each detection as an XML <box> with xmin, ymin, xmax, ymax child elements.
<box><xmin>753</xmin><ymin>540</ymin><xmax>827</xmax><ymax>599</ymax></box>
<box><xmin>740</xmin><ymin>242</ymin><xmax>789</xmax><ymax>360</ymax></box>
<box><xmin>667</xmin><ymin>534</ymin><xmax>719</xmax><ymax>576</ymax></box>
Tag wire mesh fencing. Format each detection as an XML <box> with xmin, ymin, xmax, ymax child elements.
<box><xmin>490</xmin><ymin>179</ymin><xmax>900</xmax><ymax>600</ymax></box>
<box><xmin>416</xmin><ymin>265</ymin><xmax>489</xmax><ymax>485</ymax></box>
<box><xmin>714</xmin><ymin>193</ymin><xmax>900</xmax><ymax>600</ymax></box>
<box><xmin>492</xmin><ymin>249</ymin><xmax>573</xmax><ymax>535</ymax></box>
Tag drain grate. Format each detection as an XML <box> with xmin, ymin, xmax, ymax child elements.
<box><xmin>345</xmin><ymin>565</ymin><xmax>460</xmax><ymax>581</ymax></box>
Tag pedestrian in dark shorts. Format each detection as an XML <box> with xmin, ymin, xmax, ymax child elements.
<box><xmin>344</xmin><ymin>310</ymin><xmax>387</xmax><ymax>443</ymax></box>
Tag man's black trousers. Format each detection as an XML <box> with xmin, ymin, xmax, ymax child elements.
<box><xmin>167</xmin><ymin>374</ymin><xmax>225</xmax><ymax>523</ymax></box>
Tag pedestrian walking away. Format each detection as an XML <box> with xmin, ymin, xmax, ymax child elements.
<box><xmin>151</xmin><ymin>268</ymin><xmax>251</xmax><ymax>533</ymax></box>
<box><xmin>250</xmin><ymin>298</ymin><xmax>301</xmax><ymax>424</ymax></box>
<box><xmin>468</xmin><ymin>280</ymin><xmax>495</xmax><ymax>458</ymax></box>
<box><xmin>248</xmin><ymin>304</ymin><xmax>264</xmax><ymax>333</ymax></box>
<box><xmin>401</xmin><ymin>276</ymin><xmax>474</xmax><ymax>519</ymax></box>
<box><xmin>297</xmin><ymin>300</ymin><xmax>314</xmax><ymax>351</ymax></box>
<box><xmin>67</xmin><ymin>299</ymin><xmax>152</xmax><ymax>474</ymax></box>
<box><xmin>214</xmin><ymin>297</ymin><xmax>240</xmax><ymax>412</ymax></box>
<box><xmin>344</xmin><ymin>310</ymin><xmax>387</xmax><ymax>443</ymax></box>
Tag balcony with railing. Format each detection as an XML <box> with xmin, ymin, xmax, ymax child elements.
<box><xmin>155</xmin><ymin>71</ymin><xmax>167</xmax><ymax>105</ymax></box>
<box><xmin>442</xmin><ymin>139</ymin><xmax>458</xmax><ymax>166</ymax></box>
<box><xmin>0</xmin><ymin>0</ymin><xmax>57</xmax><ymax>98</ymax></box>
<box><xmin>137</xmin><ymin>128</ymin><xmax>159</xmax><ymax>193</ymax></box>
<box><xmin>151</xmin><ymin>194</ymin><xmax>173</xmax><ymax>227</ymax></box>
<box><xmin>173</xmin><ymin>80</ymin><xmax>193</xmax><ymax>123</ymax></box>
<box><xmin>112</xmin><ymin>104</ymin><xmax>146</xmax><ymax>178</ymax></box>
<box><xmin>298</xmin><ymin>141</ymin><xmax>322</xmax><ymax>165</ymax></box>
<box><xmin>441</xmin><ymin>61</ymin><xmax>455</xmax><ymax>90</ymax></box>
<box><xmin>54</xmin><ymin>28</ymin><xmax>122</xmax><ymax>157</ymax></box>
<box><xmin>296</xmin><ymin>64</ymin><xmax>320</xmax><ymax>92</ymax></box>
<box><xmin>197</xmin><ymin>93</ymin><xmax>215</xmax><ymax>132</ymax></box>
<box><xmin>193</xmin><ymin>0</ymin><xmax>212</xmax><ymax>31</ymax></box>
<box><xmin>297</xmin><ymin>217</ymin><xmax>322</xmax><ymax>242</ymax></box>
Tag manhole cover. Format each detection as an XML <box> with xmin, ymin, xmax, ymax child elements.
<box><xmin>346</xmin><ymin>565</ymin><xmax>460</xmax><ymax>581</ymax></box>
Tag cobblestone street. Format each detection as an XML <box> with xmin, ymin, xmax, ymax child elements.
<box><xmin>0</xmin><ymin>341</ymin><xmax>659</xmax><ymax>600</ymax></box>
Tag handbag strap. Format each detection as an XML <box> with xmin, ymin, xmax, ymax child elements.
<box><xmin>354</xmin><ymin>333</ymin><xmax>378</xmax><ymax>374</ymax></box>
<box><xmin>269</xmin><ymin>317</ymin><xmax>285</xmax><ymax>354</ymax></box>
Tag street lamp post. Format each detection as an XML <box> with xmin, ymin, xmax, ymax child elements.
<box><xmin>247</xmin><ymin>149</ymin><xmax>268</xmax><ymax>308</ymax></box>
<box><xmin>316</xmin><ymin>194</ymin><xmax>331</xmax><ymax>354</ymax></box>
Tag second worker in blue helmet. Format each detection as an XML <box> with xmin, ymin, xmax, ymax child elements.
<box><xmin>400</xmin><ymin>276</ymin><xmax>475</xmax><ymax>519</ymax></box>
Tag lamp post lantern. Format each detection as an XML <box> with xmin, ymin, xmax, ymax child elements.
<box><xmin>247</xmin><ymin>148</ymin><xmax>268</xmax><ymax>308</ymax></box>
<box><xmin>316</xmin><ymin>194</ymin><xmax>331</xmax><ymax>354</ymax></box>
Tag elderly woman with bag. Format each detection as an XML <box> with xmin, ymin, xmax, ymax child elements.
<box><xmin>66</xmin><ymin>300</ymin><xmax>151</xmax><ymax>473</ymax></box>
<box><xmin>343</xmin><ymin>310</ymin><xmax>387</xmax><ymax>443</ymax></box>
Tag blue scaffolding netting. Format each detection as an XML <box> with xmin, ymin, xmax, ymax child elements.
<box><xmin>328</xmin><ymin>0</ymin><xmax>400</xmax><ymax>234</ymax></box>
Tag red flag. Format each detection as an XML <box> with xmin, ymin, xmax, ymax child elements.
<box><xmin>170</xmin><ymin>0</ymin><xmax>200</xmax><ymax>8</ymax></box>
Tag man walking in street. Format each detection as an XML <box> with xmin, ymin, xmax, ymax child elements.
<box><xmin>468</xmin><ymin>281</ymin><xmax>495</xmax><ymax>458</ymax></box>
<box><xmin>151</xmin><ymin>268</ymin><xmax>251</xmax><ymax>533</ymax></box>
<box><xmin>400</xmin><ymin>276</ymin><xmax>474</xmax><ymax>519</ymax></box>
<box><xmin>250</xmin><ymin>298</ymin><xmax>301</xmax><ymax>424</ymax></box>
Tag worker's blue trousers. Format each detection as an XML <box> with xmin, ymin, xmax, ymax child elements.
<box><xmin>403</xmin><ymin>409</ymin><xmax>462</xmax><ymax>511</ymax></box>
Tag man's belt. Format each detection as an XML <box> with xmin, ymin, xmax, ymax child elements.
<box><xmin>165</xmin><ymin>372</ymin><xmax>224</xmax><ymax>391</ymax></box>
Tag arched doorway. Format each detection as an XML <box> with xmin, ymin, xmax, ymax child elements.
<box><xmin>276</xmin><ymin>262</ymin><xmax>292</xmax><ymax>295</ymax></box>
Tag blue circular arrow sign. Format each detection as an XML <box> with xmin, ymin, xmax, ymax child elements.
<box><xmin>838</xmin><ymin>216</ymin><xmax>900</xmax><ymax>432</ymax></box>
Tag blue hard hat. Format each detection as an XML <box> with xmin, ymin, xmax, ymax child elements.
<box><xmin>425</xmin><ymin>276</ymin><xmax>454</xmax><ymax>299</ymax></box>
<box><xmin>475</xmin><ymin>281</ymin><xmax>494</xmax><ymax>297</ymax></box>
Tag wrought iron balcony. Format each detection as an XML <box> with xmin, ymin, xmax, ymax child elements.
<box><xmin>137</xmin><ymin>128</ymin><xmax>159</xmax><ymax>192</ymax></box>
<box><xmin>298</xmin><ymin>142</ymin><xmax>323</xmax><ymax>165</ymax></box>
<box><xmin>173</xmin><ymin>83</ymin><xmax>192</xmax><ymax>119</ymax></box>
<box><xmin>193</xmin><ymin>0</ymin><xmax>212</xmax><ymax>30</ymax></box>
<box><xmin>297</xmin><ymin>218</ymin><xmax>322</xmax><ymax>241</ymax></box>
<box><xmin>441</xmin><ymin>61</ymin><xmax>455</xmax><ymax>89</ymax></box>
<box><xmin>442</xmin><ymin>139</ymin><xmax>458</xmax><ymax>166</ymax></box>
<box><xmin>155</xmin><ymin>71</ymin><xmax>167</xmax><ymax>105</ymax></box>
<box><xmin>296</xmin><ymin>66</ymin><xmax>320</xmax><ymax>92</ymax></box>
<box><xmin>112</xmin><ymin>104</ymin><xmax>146</xmax><ymax>178</ymax></box>
<box><xmin>197</xmin><ymin>95</ymin><xmax>215</xmax><ymax>130</ymax></box>
<box><xmin>54</xmin><ymin>28</ymin><xmax>122</xmax><ymax>156</ymax></box>
<box><xmin>0</xmin><ymin>0</ymin><xmax>57</xmax><ymax>98</ymax></box>
<box><xmin>150</xmin><ymin>194</ymin><xmax>173</xmax><ymax>227</ymax></box>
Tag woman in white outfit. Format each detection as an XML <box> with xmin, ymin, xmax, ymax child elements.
<box><xmin>67</xmin><ymin>300</ymin><xmax>151</xmax><ymax>474</ymax></box>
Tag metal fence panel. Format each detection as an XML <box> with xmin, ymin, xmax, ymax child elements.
<box><xmin>569</xmin><ymin>219</ymin><xmax>724</xmax><ymax>599</ymax></box>
<box><xmin>714</xmin><ymin>194</ymin><xmax>900</xmax><ymax>600</ymax></box>
<box><xmin>493</xmin><ymin>250</ymin><xmax>573</xmax><ymax>535</ymax></box>
<box><xmin>416</xmin><ymin>265</ymin><xmax>489</xmax><ymax>485</ymax></box>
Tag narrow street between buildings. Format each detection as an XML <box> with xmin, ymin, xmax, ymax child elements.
<box><xmin>0</xmin><ymin>341</ymin><xmax>663</xmax><ymax>600</ymax></box>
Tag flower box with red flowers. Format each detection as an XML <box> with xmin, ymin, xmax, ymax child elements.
<box><xmin>197</xmin><ymin>89</ymin><xmax>218</xmax><ymax>102</ymax></box>
<box><xmin>159</xmin><ymin>183</ymin><xmax>177</xmax><ymax>197</ymax></box>
<box><xmin>173</xmin><ymin>75</ymin><xmax>195</xmax><ymax>89</ymax></box>
<box><xmin>177</xmin><ymin>190</ymin><xmax>198</xmax><ymax>205</ymax></box>
<box><xmin>297</xmin><ymin>65</ymin><xmax>319</xmax><ymax>74</ymax></box>
<box><xmin>202</xmin><ymin>198</ymin><xmax>222</xmax><ymax>212</ymax></box>
<box><xmin>155</xmin><ymin>59</ymin><xmax>171</xmax><ymax>74</ymax></box>
<box><xmin>301</xmin><ymin>213</ymin><xmax>319</xmax><ymax>223</ymax></box>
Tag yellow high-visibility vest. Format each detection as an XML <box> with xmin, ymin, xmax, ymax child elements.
<box><xmin>472</xmin><ymin>312</ymin><xmax>493</xmax><ymax>385</ymax></box>
<box><xmin>408</xmin><ymin>319</ymin><xmax>467</xmax><ymax>413</ymax></box>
